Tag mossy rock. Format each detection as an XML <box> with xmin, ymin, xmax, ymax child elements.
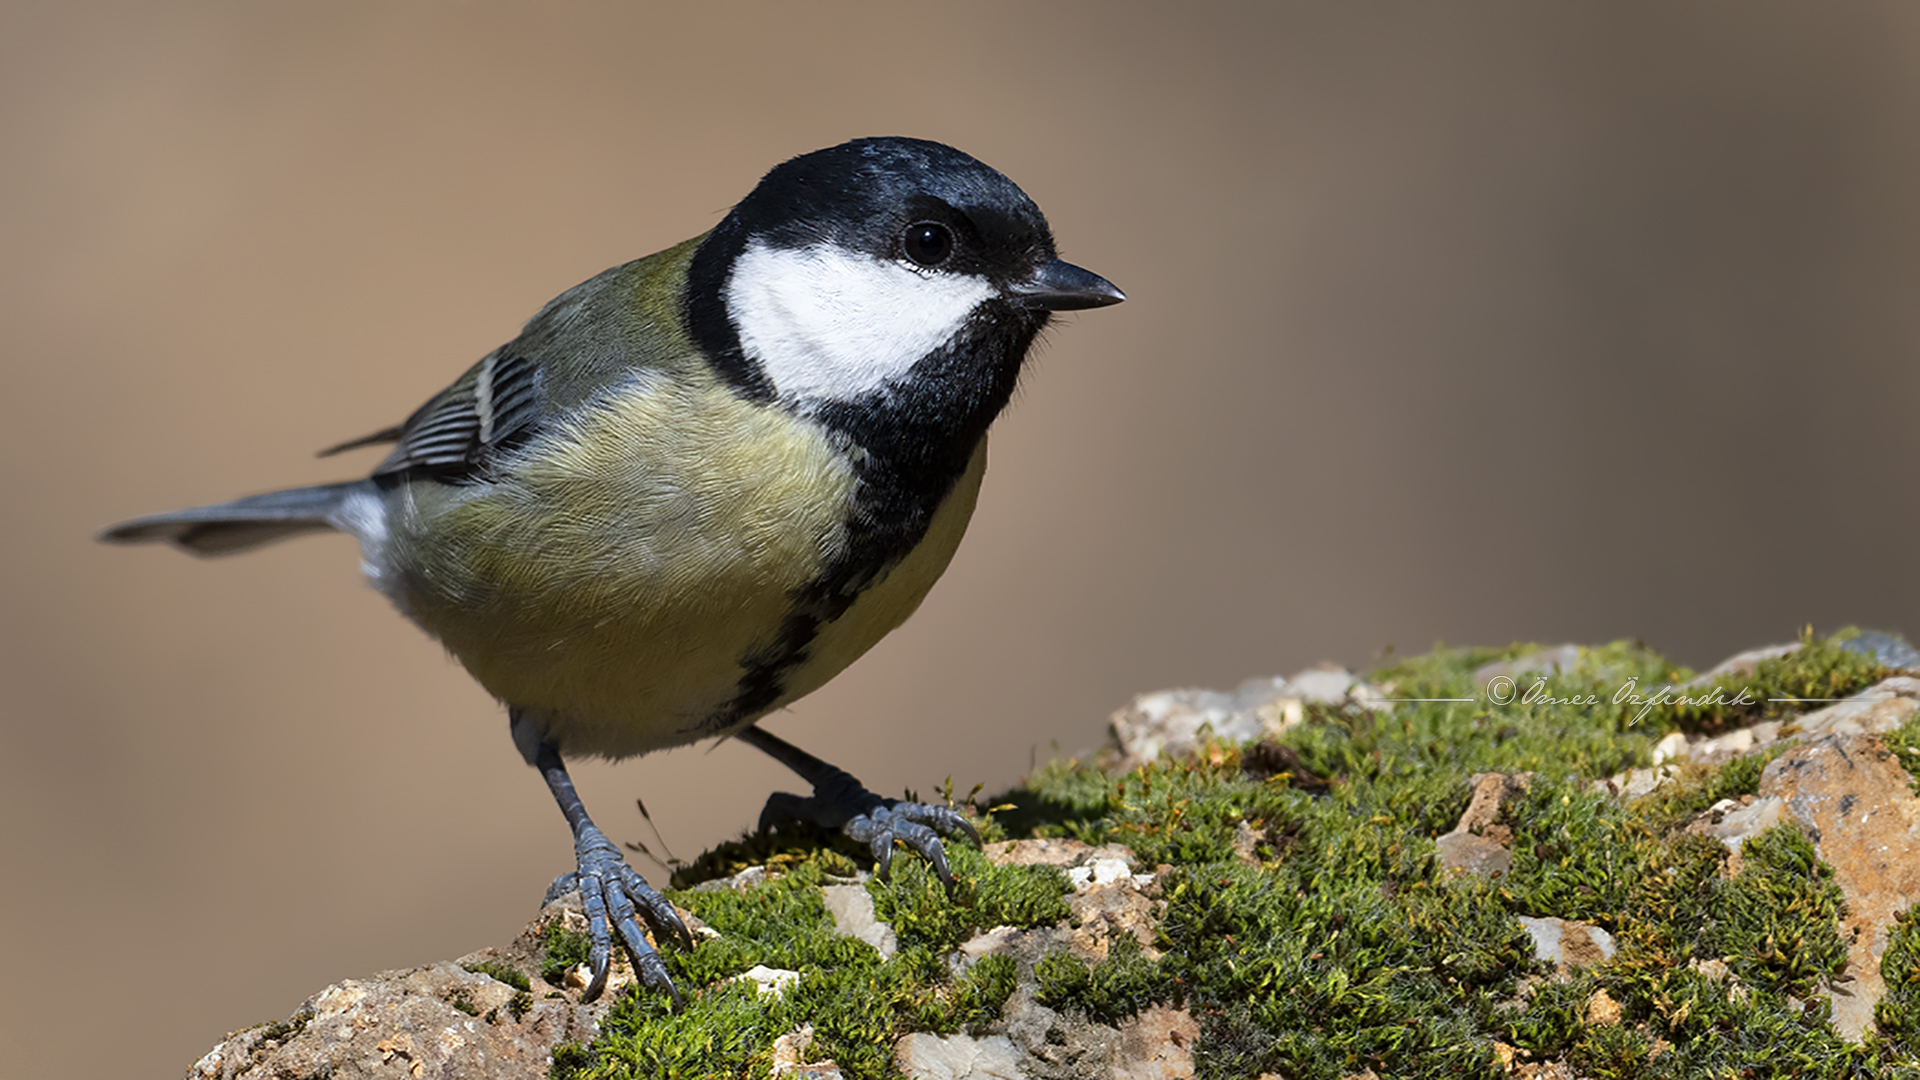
<box><xmin>559</xmin><ymin>630</ymin><xmax>1920</xmax><ymax>1079</ymax></box>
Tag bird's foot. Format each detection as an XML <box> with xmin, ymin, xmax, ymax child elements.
<box><xmin>761</xmin><ymin>787</ymin><xmax>982</xmax><ymax>886</ymax></box>
<box><xmin>551</xmin><ymin>821</ymin><xmax>691</xmax><ymax>1003</ymax></box>
<box><xmin>737</xmin><ymin>725</ymin><xmax>982</xmax><ymax>887</ymax></box>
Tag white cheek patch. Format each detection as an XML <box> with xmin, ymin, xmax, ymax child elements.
<box><xmin>726</xmin><ymin>239</ymin><xmax>995</xmax><ymax>404</ymax></box>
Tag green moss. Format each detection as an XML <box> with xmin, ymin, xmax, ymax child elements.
<box><xmin>1502</xmin><ymin>777</ymin><xmax>1651</xmax><ymax>923</ymax></box>
<box><xmin>464</xmin><ymin>958</ymin><xmax>532</xmax><ymax>992</ymax></box>
<box><xmin>1671</xmin><ymin>627</ymin><xmax>1889</xmax><ymax>733</ymax></box>
<box><xmin>1882</xmin><ymin>707</ymin><xmax>1920</xmax><ymax>800</ymax></box>
<box><xmin>878</xmin><ymin>946</ymin><xmax>1020</xmax><ymax>1036</ymax></box>
<box><xmin>1709</xmin><ymin>823</ymin><xmax>1850</xmax><ymax>997</ymax></box>
<box><xmin>1035</xmin><ymin>933</ymin><xmax>1173</xmax><ymax>1024</ymax></box>
<box><xmin>446</xmin><ymin>986</ymin><xmax>480</xmax><ymax>1016</ymax></box>
<box><xmin>576</xmin><ymin>982</ymin><xmax>776</xmax><ymax>1079</ymax></box>
<box><xmin>1604</xmin><ymin>831</ymin><xmax>1725</xmax><ymax>976</ymax></box>
<box><xmin>1632</xmin><ymin>742</ymin><xmax>1790</xmax><ymax>832</ymax></box>
<box><xmin>552</xmin><ymin>635</ymin><xmax>1905</xmax><ymax>1079</ymax></box>
<box><xmin>1501</xmin><ymin>973</ymin><xmax>1597</xmax><ymax>1062</ymax></box>
<box><xmin>1567</xmin><ymin>1019</ymin><xmax>1660</xmax><ymax>1079</ymax></box>
<box><xmin>553</xmin><ymin>847</ymin><xmax>1028</xmax><ymax>1078</ymax></box>
<box><xmin>1103</xmin><ymin>749</ymin><xmax>1306</xmax><ymax>868</ymax></box>
<box><xmin>667</xmin><ymin>823</ymin><xmax>861</xmax><ymax>890</ymax></box>
<box><xmin>869</xmin><ymin>843</ymin><xmax>1071</xmax><ymax>953</ymax></box>
<box><xmin>253</xmin><ymin>1007</ymin><xmax>314</xmax><ymax>1044</ymax></box>
<box><xmin>540</xmin><ymin>921</ymin><xmax>593</xmax><ymax>986</ymax></box>
<box><xmin>1536</xmin><ymin>822</ymin><xmax>1880</xmax><ymax>1077</ymax></box>
<box><xmin>989</xmin><ymin>755</ymin><xmax>1117</xmax><ymax>839</ymax></box>
<box><xmin>548</xmin><ymin>1041</ymin><xmax>592</xmax><ymax>1080</ymax></box>
<box><xmin>943</xmin><ymin>953</ymin><xmax>1018</xmax><ymax>1031</ymax></box>
<box><xmin>1159</xmin><ymin>860</ymin><xmax>1531</xmax><ymax>1079</ymax></box>
<box><xmin>656</xmin><ymin>857</ymin><xmax>846</xmax><ymax>989</ymax></box>
<box><xmin>1872</xmin><ymin>906</ymin><xmax>1920</xmax><ymax>1057</ymax></box>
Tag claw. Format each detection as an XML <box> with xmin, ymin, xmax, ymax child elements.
<box><xmin>772</xmin><ymin>794</ymin><xmax>980</xmax><ymax>886</ymax></box>
<box><xmin>844</xmin><ymin>801</ymin><xmax>977</xmax><ymax>889</ymax></box>
<box><xmin>530</xmin><ymin>732</ymin><xmax>692</xmax><ymax>1005</ymax></box>
<box><xmin>736</xmin><ymin>725</ymin><xmax>981</xmax><ymax>889</ymax></box>
<box><xmin>572</xmin><ymin>820</ymin><xmax>686</xmax><ymax>1005</ymax></box>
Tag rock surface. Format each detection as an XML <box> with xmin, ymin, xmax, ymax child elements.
<box><xmin>1582</xmin><ymin>671</ymin><xmax>1920</xmax><ymax>1037</ymax></box>
<box><xmin>1121</xmin><ymin>641</ymin><xmax>1920</xmax><ymax>1047</ymax></box>
<box><xmin>1758</xmin><ymin>734</ymin><xmax>1920</xmax><ymax>1039</ymax></box>
<box><xmin>1595</xmin><ymin>676</ymin><xmax>1920</xmax><ymax>783</ymax></box>
<box><xmin>1516</xmin><ymin>916</ymin><xmax>1617</xmax><ymax>972</ymax></box>
<box><xmin>188</xmin><ymin>894</ymin><xmax>613</xmax><ymax>1080</ymax></box>
<box><xmin>905</xmin><ymin>839</ymin><xmax>1194</xmax><ymax>1079</ymax></box>
<box><xmin>1435</xmin><ymin>771</ymin><xmax>1532</xmax><ymax>878</ymax></box>
<box><xmin>824</xmin><ymin>881</ymin><xmax>898</xmax><ymax>960</ymax></box>
<box><xmin>771</xmin><ymin>1024</ymin><xmax>845</xmax><ymax>1079</ymax></box>
<box><xmin>187</xmin><ymin>636</ymin><xmax>1920</xmax><ymax>1076</ymax></box>
<box><xmin>188</xmin><ymin>839</ymin><xmax>1192</xmax><ymax>1080</ymax></box>
<box><xmin>1106</xmin><ymin>665</ymin><xmax>1387</xmax><ymax>773</ymax></box>
<box><xmin>893</xmin><ymin>1033</ymin><xmax>1025</xmax><ymax>1080</ymax></box>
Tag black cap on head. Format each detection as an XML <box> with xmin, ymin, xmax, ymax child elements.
<box><xmin>686</xmin><ymin>137</ymin><xmax>1119</xmax><ymax>401</ymax></box>
<box><xmin>722</xmin><ymin>137</ymin><xmax>1058</xmax><ymax>283</ymax></box>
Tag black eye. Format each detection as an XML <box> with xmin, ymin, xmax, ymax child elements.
<box><xmin>902</xmin><ymin>222</ymin><xmax>953</xmax><ymax>267</ymax></box>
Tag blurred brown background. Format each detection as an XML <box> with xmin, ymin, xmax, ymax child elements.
<box><xmin>3</xmin><ymin>3</ymin><xmax>1916</xmax><ymax>1075</ymax></box>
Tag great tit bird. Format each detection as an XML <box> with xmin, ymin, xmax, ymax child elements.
<box><xmin>102</xmin><ymin>136</ymin><xmax>1123</xmax><ymax>1003</ymax></box>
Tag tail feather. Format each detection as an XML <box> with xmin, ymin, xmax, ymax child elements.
<box><xmin>100</xmin><ymin>481</ymin><xmax>369</xmax><ymax>556</ymax></box>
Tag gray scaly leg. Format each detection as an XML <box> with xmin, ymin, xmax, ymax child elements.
<box><xmin>527</xmin><ymin>723</ymin><xmax>690</xmax><ymax>1003</ymax></box>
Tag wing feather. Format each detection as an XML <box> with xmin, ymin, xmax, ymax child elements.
<box><xmin>331</xmin><ymin>350</ymin><xmax>546</xmax><ymax>481</ymax></box>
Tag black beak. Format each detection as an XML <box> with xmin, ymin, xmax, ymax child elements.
<box><xmin>1008</xmin><ymin>258</ymin><xmax>1126</xmax><ymax>311</ymax></box>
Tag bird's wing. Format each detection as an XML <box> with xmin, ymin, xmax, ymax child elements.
<box><xmin>319</xmin><ymin>350</ymin><xmax>543</xmax><ymax>483</ymax></box>
<box><xmin>312</xmin><ymin>245</ymin><xmax>703</xmax><ymax>483</ymax></box>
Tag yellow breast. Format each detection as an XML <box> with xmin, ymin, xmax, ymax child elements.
<box><xmin>386</xmin><ymin>374</ymin><xmax>984</xmax><ymax>759</ymax></box>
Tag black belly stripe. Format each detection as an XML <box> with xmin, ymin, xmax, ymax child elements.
<box><xmin>698</xmin><ymin>306</ymin><xmax>1045</xmax><ymax>732</ymax></box>
<box><xmin>710</xmin><ymin>612</ymin><xmax>825</xmax><ymax>730</ymax></box>
<box><xmin>700</xmin><ymin>483</ymin><xmax>930</xmax><ymax>733</ymax></box>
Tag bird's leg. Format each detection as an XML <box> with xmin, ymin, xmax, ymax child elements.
<box><xmin>528</xmin><ymin>729</ymin><xmax>690</xmax><ymax>1003</ymax></box>
<box><xmin>736</xmin><ymin>724</ymin><xmax>981</xmax><ymax>885</ymax></box>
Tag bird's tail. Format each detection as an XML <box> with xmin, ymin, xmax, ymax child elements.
<box><xmin>100</xmin><ymin>480</ymin><xmax>374</xmax><ymax>557</ymax></box>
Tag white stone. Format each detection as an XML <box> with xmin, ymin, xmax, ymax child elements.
<box><xmin>894</xmin><ymin>1033</ymin><xmax>1024</xmax><ymax>1080</ymax></box>
<box><xmin>1651</xmin><ymin>731</ymin><xmax>1690</xmax><ymax>765</ymax></box>
<box><xmin>1069</xmin><ymin>858</ymin><xmax>1134</xmax><ymax>891</ymax></box>
<box><xmin>823</xmin><ymin>883</ymin><xmax>898</xmax><ymax>960</ymax></box>
<box><xmin>735</xmin><ymin>964</ymin><xmax>802</xmax><ymax>998</ymax></box>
